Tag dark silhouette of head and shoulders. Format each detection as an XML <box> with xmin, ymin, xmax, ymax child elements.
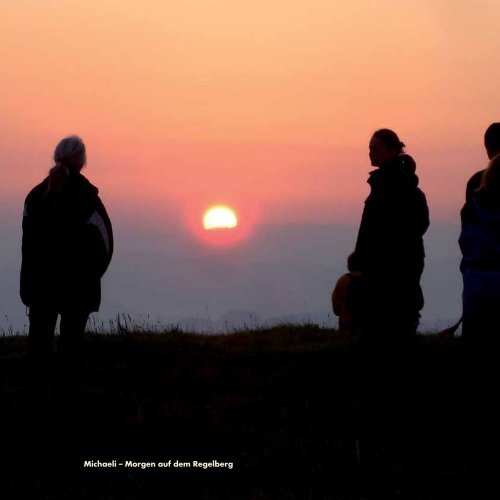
<box><xmin>462</xmin><ymin>123</ymin><xmax>500</xmax><ymax>227</ymax></box>
<box><xmin>366</xmin><ymin>129</ymin><xmax>422</xmax><ymax>194</ymax></box>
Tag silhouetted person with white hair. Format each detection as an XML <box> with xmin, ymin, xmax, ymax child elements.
<box><xmin>20</xmin><ymin>135</ymin><xmax>113</xmax><ymax>397</ymax></box>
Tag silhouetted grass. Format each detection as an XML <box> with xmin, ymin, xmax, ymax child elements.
<box><xmin>0</xmin><ymin>324</ymin><xmax>496</xmax><ymax>499</ymax></box>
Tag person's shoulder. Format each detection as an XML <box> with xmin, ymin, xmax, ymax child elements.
<box><xmin>75</xmin><ymin>172</ymin><xmax>98</xmax><ymax>190</ymax></box>
<box><xmin>470</xmin><ymin>170</ymin><xmax>484</xmax><ymax>184</ymax></box>
<box><xmin>474</xmin><ymin>188</ymin><xmax>500</xmax><ymax>212</ymax></box>
<box><xmin>69</xmin><ymin>173</ymin><xmax>99</xmax><ymax>201</ymax></box>
<box><xmin>25</xmin><ymin>178</ymin><xmax>48</xmax><ymax>203</ymax></box>
<box><xmin>466</xmin><ymin>169</ymin><xmax>485</xmax><ymax>194</ymax></box>
<box><xmin>335</xmin><ymin>273</ymin><xmax>351</xmax><ymax>286</ymax></box>
<box><xmin>469</xmin><ymin>169</ymin><xmax>484</xmax><ymax>182</ymax></box>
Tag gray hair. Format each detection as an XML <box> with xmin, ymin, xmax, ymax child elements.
<box><xmin>54</xmin><ymin>135</ymin><xmax>86</xmax><ymax>171</ymax></box>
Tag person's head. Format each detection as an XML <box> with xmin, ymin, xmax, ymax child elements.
<box><xmin>347</xmin><ymin>252</ymin><xmax>361</xmax><ymax>273</ymax></box>
<box><xmin>54</xmin><ymin>135</ymin><xmax>86</xmax><ymax>171</ymax></box>
<box><xmin>479</xmin><ymin>153</ymin><xmax>500</xmax><ymax>196</ymax></box>
<box><xmin>46</xmin><ymin>135</ymin><xmax>86</xmax><ymax>194</ymax></box>
<box><xmin>484</xmin><ymin>123</ymin><xmax>500</xmax><ymax>159</ymax></box>
<box><xmin>369</xmin><ymin>129</ymin><xmax>405</xmax><ymax>167</ymax></box>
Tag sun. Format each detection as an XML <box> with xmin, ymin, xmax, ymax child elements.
<box><xmin>203</xmin><ymin>205</ymin><xmax>238</xmax><ymax>230</ymax></box>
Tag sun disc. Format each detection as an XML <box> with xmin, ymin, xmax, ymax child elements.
<box><xmin>203</xmin><ymin>206</ymin><xmax>238</xmax><ymax>230</ymax></box>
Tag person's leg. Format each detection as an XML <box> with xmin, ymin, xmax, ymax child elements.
<box><xmin>56</xmin><ymin>310</ymin><xmax>90</xmax><ymax>399</ymax></box>
<box><xmin>59</xmin><ymin>309</ymin><xmax>89</xmax><ymax>357</ymax></box>
<box><xmin>26</xmin><ymin>305</ymin><xmax>58</xmax><ymax>398</ymax></box>
<box><xmin>54</xmin><ymin>310</ymin><xmax>90</xmax><ymax>455</ymax></box>
<box><xmin>23</xmin><ymin>305</ymin><xmax>59</xmax><ymax>458</ymax></box>
<box><xmin>28</xmin><ymin>305</ymin><xmax>58</xmax><ymax>359</ymax></box>
<box><xmin>22</xmin><ymin>306</ymin><xmax>58</xmax><ymax>475</ymax></box>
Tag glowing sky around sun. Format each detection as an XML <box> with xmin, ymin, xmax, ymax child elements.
<box><xmin>1</xmin><ymin>0</ymin><xmax>499</xmax><ymax>232</ymax></box>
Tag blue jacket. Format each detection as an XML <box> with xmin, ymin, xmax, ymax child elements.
<box><xmin>460</xmin><ymin>190</ymin><xmax>500</xmax><ymax>319</ymax></box>
<box><xmin>460</xmin><ymin>191</ymin><xmax>500</xmax><ymax>271</ymax></box>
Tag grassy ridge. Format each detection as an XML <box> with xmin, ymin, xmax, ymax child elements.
<box><xmin>0</xmin><ymin>326</ymin><xmax>497</xmax><ymax>499</ymax></box>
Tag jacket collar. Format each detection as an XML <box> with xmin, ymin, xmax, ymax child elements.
<box><xmin>368</xmin><ymin>156</ymin><xmax>419</xmax><ymax>189</ymax></box>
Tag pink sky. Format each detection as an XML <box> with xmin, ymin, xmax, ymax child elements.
<box><xmin>1</xmin><ymin>0</ymin><xmax>499</xmax><ymax>240</ymax></box>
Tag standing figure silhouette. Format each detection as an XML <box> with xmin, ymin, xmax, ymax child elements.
<box><xmin>353</xmin><ymin>129</ymin><xmax>429</xmax><ymax>343</ymax></box>
<box><xmin>460</xmin><ymin>153</ymin><xmax>500</xmax><ymax>346</ymax></box>
<box><xmin>461</xmin><ymin>123</ymin><xmax>500</xmax><ymax>228</ymax></box>
<box><xmin>20</xmin><ymin>135</ymin><xmax>113</xmax><ymax>395</ymax></box>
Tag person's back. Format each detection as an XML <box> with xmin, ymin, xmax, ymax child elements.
<box><xmin>460</xmin><ymin>154</ymin><xmax>500</xmax><ymax>346</ymax></box>
<box><xmin>21</xmin><ymin>170</ymin><xmax>112</xmax><ymax>312</ymax></box>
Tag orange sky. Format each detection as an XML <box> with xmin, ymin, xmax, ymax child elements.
<box><xmin>1</xmin><ymin>0</ymin><xmax>499</xmax><ymax>233</ymax></box>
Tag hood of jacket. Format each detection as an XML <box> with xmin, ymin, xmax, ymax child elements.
<box><xmin>368</xmin><ymin>155</ymin><xmax>420</xmax><ymax>191</ymax></box>
<box><xmin>26</xmin><ymin>171</ymin><xmax>100</xmax><ymax>223</ymax></box>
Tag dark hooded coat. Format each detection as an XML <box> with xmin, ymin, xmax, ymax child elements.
<box><xmin>461</xmin><ymin>169</ymin><xmax>484</xmax><ymax>228</ymax></box>
<box><xmin>354</xmin><ymin>155</ymin><xmax>429</xmax><ymax>326</ymax></box>
<box><xmin>20</xmin><ymin>171</ymin><xmax>113</xmax><ymax>312</ymax></box>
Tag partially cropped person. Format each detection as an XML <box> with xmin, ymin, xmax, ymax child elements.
<box><xmin>461</xmin><ymin>123</ymin><xmax>500</xmax><ymax>228</ymax></box>
<box><xmin>353</xmin><ymin>129</ymin><xmax>429</xmax><ymax>344</ymax></box>
<box><xmin>459</xmin><ymin>153</ymin><xmax>500</xmax><ymax>347</ymax></box>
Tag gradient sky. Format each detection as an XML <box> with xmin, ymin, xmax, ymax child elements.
<box><xmin>2</xmin><ymin>0</ymin><xmax>499</xmax><ymax>237</ymax></box>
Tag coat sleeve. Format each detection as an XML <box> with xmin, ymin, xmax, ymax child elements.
<box><xmin>332</xmin><ymin>275</ymin><xmax>349</xmax><ymax>316</ymax></box>
<box><xmin>85</xmin><ymin>196</ymin><xmax>114</xmax><ymax>277</ymax></box>
<box><xmin>20</xmin><ymin>200</ymin><xmax>35</xmax><ymax>306</ymax></box>
<box><xmin>353</xmin><ymin>199</ymin><xmax>373</xmax><ymax>271</ymax></box>
<box><xmin>413</xmin><ymin>188</ymin><xmax>430</xmax><ymax>237</ymax></box>
<box><xmin>354</xmin><ymin>191</ymin><xmax>386</xmax><ymax>272</ymax></box>
<box><xmin>461</xmin><ymin>171</ymin><xmax>484</xmax><ymax>229</ymax></box>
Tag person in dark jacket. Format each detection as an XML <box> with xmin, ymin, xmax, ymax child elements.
<box><xmin>459</xmin><ymin>153</ymin><xmax>500</xmax><ymax>346</ymax></box>
<box><xmin>20</xmin><ymin>135</ymin><xmax>113</xmax><ymax>373</ymax></box>
<box><xmin>461</xmin><ymin>123</ymin><xmax>500</xmax><ymax>228</ymax></box>
<box><xmin>353</xmin><ymin>129</ymin><xmax>429</xmax><ymax>342</ymax></box>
